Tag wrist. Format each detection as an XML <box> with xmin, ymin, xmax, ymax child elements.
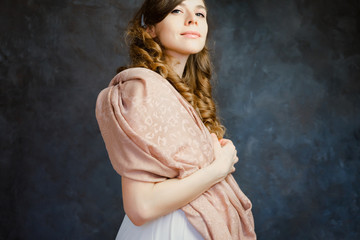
<box><xmin>205</xmin><ymin>162</ymin><xmax>226</xmax><ymax>183</ymax></box>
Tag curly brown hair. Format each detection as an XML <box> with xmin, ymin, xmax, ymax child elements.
<box><xmin>119</xmin><ymin>0</ymin><xmax>225</xmax><ymax>138</ymax></box>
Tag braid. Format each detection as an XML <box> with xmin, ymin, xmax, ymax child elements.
<box><xmin>121</xmin><ymin>13</ymin><xmax>226</xmax><ymax>139</ymax></box>
<box><xmin>186</xmin><ymin>49</ymin><xmax>225</xmax><ymax>138</ymax></box>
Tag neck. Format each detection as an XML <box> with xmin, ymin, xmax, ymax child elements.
<box><xmin>165</xmin><ymin>52</ymin><xmax>189</xmax><ymax>77</ymax></box>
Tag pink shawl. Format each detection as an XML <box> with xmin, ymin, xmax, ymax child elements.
<box><xmin>95</xmin><ymin>68</ymin><xmax>256</xmax><ymax>239</ymax></box>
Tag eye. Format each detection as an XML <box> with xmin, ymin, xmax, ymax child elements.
<box><xmin>195</xmin><ymin>12</ymin><xmax>206</xmax><ymax>18</ymax></box>
<box><xmin>171</xmin><ymin>9</ymin><xmax>182</xmax><ymax>14</ymax></box>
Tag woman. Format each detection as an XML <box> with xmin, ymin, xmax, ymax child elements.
<box><xmin>95</xmin><ymin>0</ymin><xmax>256</xmax><ymax>239</ymax></box>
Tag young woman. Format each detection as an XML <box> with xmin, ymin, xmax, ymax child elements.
<box><xmin>95</xmin><ymin>0</ymin><xmax>256</xmax><ymax>239</ymax></box>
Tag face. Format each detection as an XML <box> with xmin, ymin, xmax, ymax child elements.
<box><xmin>150</xmin><ymin>0</ymin><xmax>208</xmax><ymax>59</ymax></box>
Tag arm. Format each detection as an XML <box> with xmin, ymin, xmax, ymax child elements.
<box><xmin>122</xmin><ymin>134</ymin><xmax>238</xmax><ymax>226</ymax></box>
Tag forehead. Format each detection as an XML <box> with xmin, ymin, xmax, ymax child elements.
<box><xmin>178</xmin><ymin>0</ymin><xmax>207</xmax><ymax>10</ymax></box>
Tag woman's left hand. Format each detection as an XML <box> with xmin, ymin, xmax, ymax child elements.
<box><xmin>219</xmin><ymin>138</ymin><xmax>239</xmax><ymax>172</ymax></box>
<box><xmin>219</xmin><ymin>138</ymin><xmax>233</xmax><ymax>147</ymax></box>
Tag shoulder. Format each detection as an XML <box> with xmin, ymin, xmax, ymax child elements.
<box><xmin>96</xmin><ymin>68</ymin><xmax>172</xmax><ymax>110</ymax></box>
<box><xmin>96</xmin><ymin>68</ymin><xmax>178</xmax><ymax>113</ymax></box>
<box><xmin>109</xmin><ymin>67</ymin><xmax>166</xmax><ymax>88</ymax></box>
<box><xmin>110</xmin><ymin>67</ymin><xmax>177</xmax><ymax>102</ymax></box>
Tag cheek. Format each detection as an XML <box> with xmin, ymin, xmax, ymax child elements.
<box><xmin>201</xmin><ymin>22</ymin><xmax>208</xmax><ymax>37</ymax></box>
<box><xmin>156</xmin><ymin>25</ymin><xmax>173</xmax><ymax>44</ymax></box>
<box><xmin>158</xmin><ymin>32</ymin><xmax>171</xmax><ymax>46</ymax></box>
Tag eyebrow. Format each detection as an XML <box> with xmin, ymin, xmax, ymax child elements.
<box><xmin>179</xmin><ymin>3</ymin><xmax>207</xmax><ymax>12</ymax></box>
<box><xmin>197</xmin><ymin>5</ymin><xmax>207</xmax><ymax>11</ymax></box>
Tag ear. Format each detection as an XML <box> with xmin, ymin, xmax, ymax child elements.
<box><xmin>146</xmin><ymin>25</ymin><xmax>157</xmax><ymax>38</ymax></box>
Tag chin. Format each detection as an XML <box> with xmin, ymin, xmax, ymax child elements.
<box><xmin>183</xmin><ymin>45</ymin><xmax>206</xmax><ymax>55</ymax></box>
<box><xmin>189</xmin><ymin>48</ymin><xmax>205</xmax><ymax>55</ymax></box>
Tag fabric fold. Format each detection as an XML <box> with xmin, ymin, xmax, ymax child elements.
<box><xmin>96</xmin><ymin>67</ymin><xmax>256</xmax><ymax>239</ymax></box>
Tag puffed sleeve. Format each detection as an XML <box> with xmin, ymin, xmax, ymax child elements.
<box><xmin>96</xmin><ymin>68</ymin><xmax>256</xmax><ymax>240</ymax></box>
<box><xmin>95</xmin><ymin>68</ymin><xmax>213</xmax><ymax>182</ymax></box>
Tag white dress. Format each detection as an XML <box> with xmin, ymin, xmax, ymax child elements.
<box><xmin>115</xmin><ymin>209</ymin><xmax>204</xmax><ymax>240</ymax></box>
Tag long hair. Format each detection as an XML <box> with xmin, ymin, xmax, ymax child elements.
<box><xmin>120</xmin><ymin>0</ymin><xmax>226</xmax><ymax>138</ymax></box>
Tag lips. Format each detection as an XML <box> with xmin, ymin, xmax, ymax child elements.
<box><xmin>181</xmin><ymin>31</ymin><xmax>201</xmax><ymax>38</ymax></box>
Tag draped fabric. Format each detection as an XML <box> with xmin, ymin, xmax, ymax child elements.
<box><xmin>116</xmin><ymin>209</ymin><xmax>204</xmax><ymax>239</ymax></box>
<box><xmin>95</xmin><ymin>68</ymin><xmax>256</xmax><ymax>239</ymax></box>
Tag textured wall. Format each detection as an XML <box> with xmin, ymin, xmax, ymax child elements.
<box><xmin>1</xmin><ymin>0</ymin><xmax>359</xmax><ymax>239</ymax></box>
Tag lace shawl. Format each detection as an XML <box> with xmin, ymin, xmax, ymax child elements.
<box><xmin>95</xmin><ymin>68</ymin><xmax>256</xmax><ymax>239</ymax></box>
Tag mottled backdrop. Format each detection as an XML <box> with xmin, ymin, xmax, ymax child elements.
<box><xmin>1</xmin><ymin>0</ymin><xmax>359</xmax><ymax>239</ymax></box>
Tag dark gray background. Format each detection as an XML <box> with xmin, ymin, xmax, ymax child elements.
<box><xmin>1</xmin><ymin>0</ymin><xmax>359</xmax><ymax>239</ymax></box>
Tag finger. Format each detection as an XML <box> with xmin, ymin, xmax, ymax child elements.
<box><xmin>223</xmin><ymin>141</ymin><xmax>235</xmax><ymax>151</ymax></box>
<box><xmin>232</xmin><ymin>150</ymin><xmax>237</xmax><ymax>159</ymax></box>
<box><xmin>219</xmin><ymin>138</ymin><xmax>230</xmax><ymax>146</ymax></box>
<box><xmin>231</xmin><ymin>148</ymin><xmax>237</xmax><ymax>159</ymax></box>
<box><xmin>211</xmin><ymin>133</ymin><xmax>221</xmax><ymax>150</ymax></box>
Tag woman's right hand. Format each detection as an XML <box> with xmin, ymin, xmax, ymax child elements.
<box><xmin>209</xmin><ymin>133</ymin><xmax>239</xmax><ymax>181</ymax></box>
<box><xmin>121</xmin><ymin>133</ymin><xmax>239</xmax><ymax>226</ymax></box>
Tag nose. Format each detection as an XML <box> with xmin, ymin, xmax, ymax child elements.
<box><xmin>185</xmin><ymin>13</ymin><xmax>198</xmax><ymax>26</ymax></box>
